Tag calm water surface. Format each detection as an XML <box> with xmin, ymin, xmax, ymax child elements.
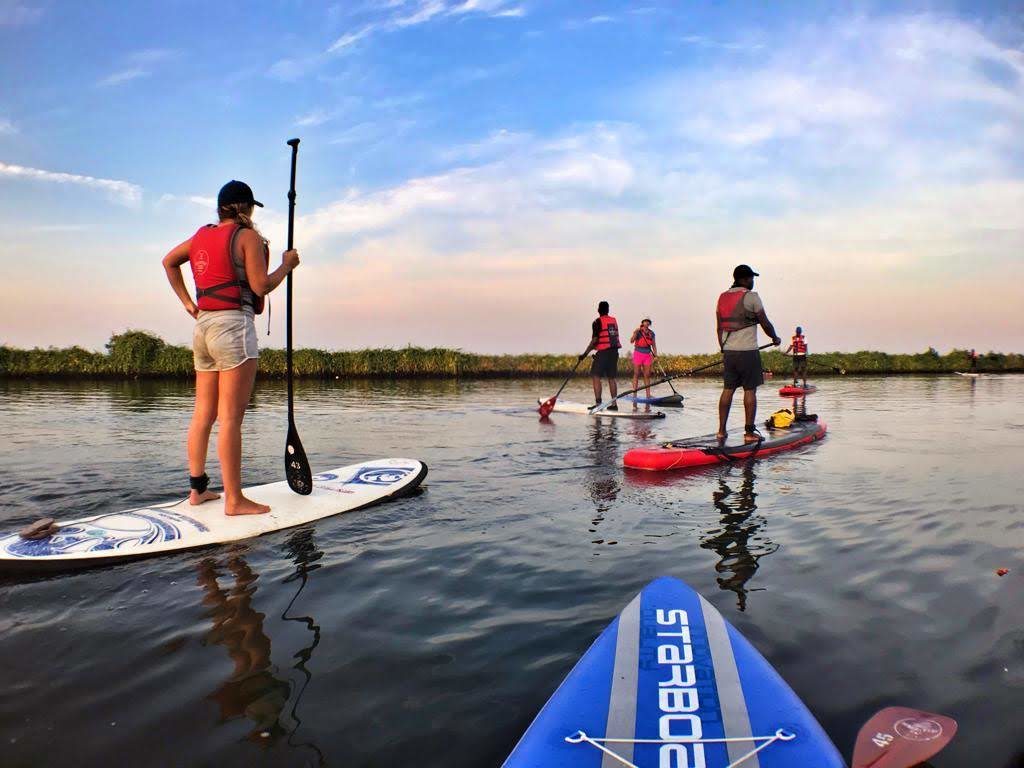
<box><xmin>1</xmin><ymin>376</ymin><xmax>1022</xmax><ymax>767</ymax></box>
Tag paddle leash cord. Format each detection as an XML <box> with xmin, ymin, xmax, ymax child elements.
<box><xmin>566</xmin><ymin>728</ymin><xmax>796</xmax><ymax>768</ymax></box>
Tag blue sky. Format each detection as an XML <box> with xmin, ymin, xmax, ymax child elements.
<box><xmin>1</xmin><ymin>0</ymin><xmax>1022</xmax><ymax>353</ymax></box>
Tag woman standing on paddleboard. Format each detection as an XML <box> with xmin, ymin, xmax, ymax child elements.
<box><xmin>162</xmin><ymin>181</ymin><xmax>300</xmax><ymax>515</ymax></box>
<box><xmin>629</xmin><ymin>318</ymin><xmax>657</xmax><ymax>404</ymax></box>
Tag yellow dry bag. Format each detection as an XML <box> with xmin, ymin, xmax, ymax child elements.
<box><xmin>766</xmin><ymin>409</ymin><xmax>795</xmax><ymax>429</ymax></box>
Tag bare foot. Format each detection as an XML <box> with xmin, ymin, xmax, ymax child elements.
<box><xmin>716</xmin><ymin>432</ymin><xmax>727</xmax><ymax>441</ymax></box>
<box><xmin>189</xmin><ymin>489</ymin><xmax>221</xmax><ymax>506</ymax></box>
<box><xmin>224</xmin><ymin>496</ymin><xmax>271</xmax><ymax>516</ymax></box>
<box><xmin>743</xmin><ymin>433</ymin><xmax>762</xmax><ymax>444</ymax></box>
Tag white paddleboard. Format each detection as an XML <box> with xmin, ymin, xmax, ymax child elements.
<box><xmin>539</xmin><ymin>400</ymin><xmax>666</xmax><ymax>420</ymax></box>
<box><xmin>0</xmin><ymin>458</ymin><xmax>427</xmax><ymax>572</ymax></box>
<box><xmin>955</xmin><ymin>372</ymin><xmax>981</xmax><ymax>378</ymax></box>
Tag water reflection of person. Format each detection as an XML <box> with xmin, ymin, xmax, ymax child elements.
<box><xmin>197</xmin><ymin>556</ymin><xmax>291</xmax><ymax>743</ymax></box>
<box><xmin>699</xmin><ymin>463</ymin><xmax>778</xmax><ymax>611</ymax></box>
<box><xmin>585</xmin><ymin>420</ymin><xmax>621</xmax><ymax>535</ymax></box>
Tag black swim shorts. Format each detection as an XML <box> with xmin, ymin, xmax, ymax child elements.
<box><xmin>723</xmin><ymin>350</ymin><xmax>764</xmax><ymax>390</ymax></box>
<box><xmin>590</xmin><ymin>348</ymin><xmax>619</xmax><ymax>378</ymax></box>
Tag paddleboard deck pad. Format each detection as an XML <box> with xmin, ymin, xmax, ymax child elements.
<box><xmin>502</xmin><ymin>576</ymin><xmax>843</xmax><ymax>767</ymax></box>
<box><xmin>0</xmin><ymin>459</ymin><xmax>427</xmax><ymax>572</ymax></box>
<box><xmin>540</xmin><ymin>400</ymin><xmax>666</xmax><ymax>420</ymax></box>
<box><xmin>624</xmin><ymin>422</ymin><xmax>826</xmax><ymax>471</ymax></box>
<box><xmin>778</xmin><ymin>385</ymin><xmax>816</xmax><ymax>396</ymax></box>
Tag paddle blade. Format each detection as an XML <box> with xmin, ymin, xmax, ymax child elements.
<box><xmin>538</xmin><ymin>397</ymin><xmax>556</xmax><ymax>418</ymax></box>
<box><xmin>852</xmin><ymin>707</ymin><xmax>957</xmax><ymax>768</ymax></box>
<box><xmin>285</xmin><ymin>421</ymin><xmax>313</xmax><ymax>495</ymax></box>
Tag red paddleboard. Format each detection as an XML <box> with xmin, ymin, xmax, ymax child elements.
<box><xmin>779</xmin><ymin>384</ymin><xmax>817</xmax><ymax>396</ymax></box>
<box><xmin>624</xmin><ymin>421</ymin><xmax>827</xmax><ymax>471</ymax></box>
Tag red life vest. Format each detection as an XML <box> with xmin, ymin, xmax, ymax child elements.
<box><xmin>634</xmin><ymin>327</ymin><xmax>654</xmax><ymax>351</ymax></box>
<box><xmin>188</xmin><ymin>224</ymin><xmax>266</xmax><ymax>314</ymax></box>
<box><xmin>595</xmin><ymin>315</ymin><xmax>621</xmax><ymax>351</ymax></box>
<box><xmin>716</xmin><ymin>288</ymin><xmax>757</xmax><ymax>334</ymax></box>
<box><xmin>791</xmin><ymin>334</ymin><xmax>807</xmax><ymax>355</ymax></box>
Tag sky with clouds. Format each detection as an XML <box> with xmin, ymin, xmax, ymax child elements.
<box><xmin>1</xmin><ymin>0</ymin><xmax>1022</xmax><ymax>353</ymax></box>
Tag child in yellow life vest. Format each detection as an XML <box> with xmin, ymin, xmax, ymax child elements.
<box><xmin>784</xmin><ymin>326</ymin><xmax>808</xmax><ymax>386</ymax></box>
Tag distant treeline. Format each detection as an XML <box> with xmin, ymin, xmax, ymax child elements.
<box><xmin>1</xmin><ymin>331</ymin><xmax>1021</xmax><ymax>379</ymax></box>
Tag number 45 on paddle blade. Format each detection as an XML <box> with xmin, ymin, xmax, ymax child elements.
<box><xmin>852</xmin><ymin>707</ymin><xmax>957</xmax><ymax>768</ymax></box>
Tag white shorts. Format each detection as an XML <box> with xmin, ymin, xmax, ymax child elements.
<box><xmin>192</xmin><ymin>310</ymin><xmax>258</xmax><ymax>372</ymax></box>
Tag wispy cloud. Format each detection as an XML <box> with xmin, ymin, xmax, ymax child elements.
<box><xmin>0</xmin><ymin>118</ymin><xmax>16</xmax><ymax>135</ymax></box>
<box><xmin>0</xmin><ymin>162</ymin><xmax>142</xmax><ymax>206</ymax></box>
<box><xmin>564</xmin><ymin>14</ymin><xmax>617</xmax><ymax>30</ymax></box>
<box><xmin>0</xmin><ymin>2</ymin><xmax>43</xmax><ymax>26</ymax></box>
<box><xmin>97</xmin><ymin>68</ymin><xmax>149</xmax><ymax>87</ymax></box>
<box><xmin>156</xmin><ymin>193</ymin><xmax>216</xmax><ymax>209</ymax></box>
<box><xmin>96</xmin><ymin>48</ymin><xmax>179</xmax><ymax>88</ymax></box>
<box><xmin>327</xmin><ymin>25</ymin><xmax>377</xmax><ymax>52</ymax></box>
<box><xmin>295</xmin><ymin>109</ymin><xmax>334</xmax><ymax>127</ymax></box>
<box><xmin>328</xmin><ymin>121</ymin><xmax>381</xmax><ymax>145</ymax></box>
<box><xmin>270</xmin><ymin>1</ymin><xmax>523</xmax><ymax>80</ymax></box>
<box><xmin>679</xmin><ymin>34</ymin><xmax>763</xmax><ymax>52</ymax></box>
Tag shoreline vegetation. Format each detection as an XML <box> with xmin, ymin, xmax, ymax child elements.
<box><xmin>2</xmin><ymin>331</ymin><xmax>1022</xmax><ymax>379</ymax></box>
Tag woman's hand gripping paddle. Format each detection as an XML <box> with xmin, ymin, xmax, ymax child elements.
<box><xmin>852</xmin><ymin>707</ymin><xmax>957</xmax><ymax>768</ymax></box>
<box><xmin>284</xmin><ymin>138</ymin><xmax>312</xmax><ymax>495</ymax></box>
<box><xmin>538</xmin><ymin>354</ymin><xmax>587</xmax><ymax>418</ymax></box>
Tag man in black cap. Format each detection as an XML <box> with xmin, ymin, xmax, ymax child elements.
<box><xmin>715</xmin><ymin>265</ymin><xmax>781</xmax><ymax>442</ymax></box>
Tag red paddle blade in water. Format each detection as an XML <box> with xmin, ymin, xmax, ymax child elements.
<box><xmin>852</xmin><ymin>707</ymin><xmax>957</xmax><ymax>768</ymax></box>
<box><xmin>538</xmin><ymin>397</ymin><xmax>556</xmax><ymax>418</ymax></box>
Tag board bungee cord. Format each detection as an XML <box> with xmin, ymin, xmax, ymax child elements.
<box><xmin>565</xmin><ymin>727</ymin><xmax>795</xmax><ymax>768</ymax></box>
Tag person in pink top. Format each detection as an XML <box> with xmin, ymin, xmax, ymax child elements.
<box><xmin>630</xmin><ymin>318</ymin><xmax>658</xmax><ymax>402</ymax></box>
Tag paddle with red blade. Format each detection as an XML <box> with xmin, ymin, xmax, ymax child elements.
<box><xmin>852</xmin><ymin>707</ymin><xmax>957</xmax><ymax>768</ymax></box>
<box><xmin>538</xmin><ymin>353</ymin><xmax>587</xmax><ymax>418</ymax></box>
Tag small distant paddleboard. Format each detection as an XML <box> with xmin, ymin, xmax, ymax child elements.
<box><xmin>624</xmin><ymin>421</ymin><xmax>825</xmax><ymax>471</ymax></box>
<box><xmin>540</xmin><ymin>400</ymin><xmax>666</xmax><ymax>420</ymax></box>
<box><xmin>778</xmin><ymin>384</ymin><xmax>816</xmax><ymax>396</ymax></box>
<box><xmin>629</xmin><ymin>394</ymin><xmax>684</xmax><ymax>407</ymax></box>
<box><xmin>954</xmin><ymin>372</ymin><xmax>981</xmax><ymax>378</ymax></box>
<box><xmin>0</xmin><ymin>459</ymin><xmax>427</xmax><ymax>572</ymax></box>
<box><xmin>502</xmin><ymin>576</ymin><xmax>844</xmax><ymax>767</ymax></box>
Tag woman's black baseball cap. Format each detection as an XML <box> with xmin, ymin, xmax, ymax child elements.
<box><xmin>218</xmin><ymin>180</ymin><xmax>263</xmax><ymax>208</ymax></box>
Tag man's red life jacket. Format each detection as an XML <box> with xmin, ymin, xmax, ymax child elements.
<box><xmin>716</xmin><ymin>288</ymin><xmax>757</xmax><ymax>334</ymax></box>
<box><xmin>188</xmin><ymin>223</ymin><xmax>266</xmax><ymax>314</ymax></box>
<box><xmin>634</xmin><ymin>327</ymin><xmax>654</xmax><ymax>351</ymax></box>
<box><xmin>595</xmin><ymin>315</ymin><xmax>621</xmax><ymax>351</ymax></box>
<box><xmin>791</xmin><ymin>334</ymin><xmax>807</xmax><ymax>354</ymax></box>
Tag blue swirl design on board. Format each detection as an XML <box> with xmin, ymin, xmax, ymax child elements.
<box><xmin>312</xmin><ymin>473</ymin><xmax>339</xmax><ymax>482</ymax></box>
<box><xmin>2</xmin><ymin>508</ymin><xmax>209</xmax><ymax>559</ymax></box>
<box><xmin>346</xmin><ymin>466</ymin><xmax>415</xmax><ymax>486</ymax></box>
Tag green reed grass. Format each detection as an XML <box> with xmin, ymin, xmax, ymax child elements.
<box><xmin>1</xmin><ymin>332</ymin><xmax>1021</xmax><ymax>379</ymax></box>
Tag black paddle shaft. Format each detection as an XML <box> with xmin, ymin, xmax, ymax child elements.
<box><xmin>285</xmin><ymin>138</ymin><xmax>312</xmax><ymax>495</ymax></box>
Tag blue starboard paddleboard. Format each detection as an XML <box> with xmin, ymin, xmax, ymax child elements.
<box><xmin>503</xmin><ymin>577</ymin><xmax>844</xmax><ymax>768</ymax></box>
